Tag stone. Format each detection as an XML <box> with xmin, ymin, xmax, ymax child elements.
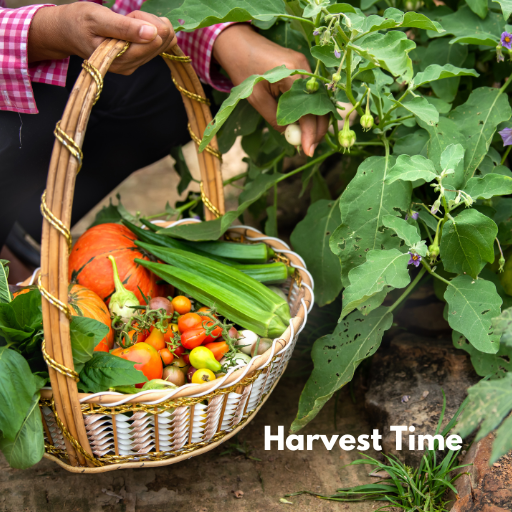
<box><xmin>364</xmin><ymin>332</ymin><xmax>479</xmax><ymax>466</ymax></box>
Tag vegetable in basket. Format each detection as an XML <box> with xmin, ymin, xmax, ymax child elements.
<box><xmin>108</xmin><ymin>255</ymin><xmax>140</xmax><ymax>323</ymax></box>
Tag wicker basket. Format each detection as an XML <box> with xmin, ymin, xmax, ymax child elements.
<box><xmin>36</xmin><ymin>38</ymin><xmax>314</xmax><ymax>473</ymax></box>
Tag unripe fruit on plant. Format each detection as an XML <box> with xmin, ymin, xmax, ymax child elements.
<box><xmin>338</xmin><ymin>121</ymin><xmax>356</xmax><ymax>153</ymax></box>
<box><xmin>332</xmin><ymin>73</ymin><xmax>341</xmax><ymax>83</ymax></box>
<box><xmin>306</xmin><ymin>77</ymin><xmax>319</xmax><ymax>93</ymax></box>
<box><xmin>285</xmin><ymin>123</ymin><xmax>302</xmax><ymax>146</ymax></box>
<box><xmin>360</xmin><ymin>113</ymin><xmax>374</xmax><ymax>131</ymax></box>
<box><xmin>428</xmin><ymin>244</ymin><xmax>440</xmax><ymax>258</ymax></box>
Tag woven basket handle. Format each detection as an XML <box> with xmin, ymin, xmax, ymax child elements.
<box><xmin>39</xmin><ymin>39</ymin><xmax>223</xmax><ymax>467</ymax></box>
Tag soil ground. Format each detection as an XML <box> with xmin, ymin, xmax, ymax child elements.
<box><xmin>0</xmin><ymin>354</ymin><xmax>380</xmax><ymax>512</ymax></box>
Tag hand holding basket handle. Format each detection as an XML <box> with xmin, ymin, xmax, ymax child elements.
<box><xmin>28</xmin><ymin>2</ymin><xmax>176</xmax><ymax>75</ymax></box>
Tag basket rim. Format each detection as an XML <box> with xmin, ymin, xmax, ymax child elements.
<box><xmin>40</xmin><ymin>221</ymin><xmax>314</xmax><ymax>405</ymax></box>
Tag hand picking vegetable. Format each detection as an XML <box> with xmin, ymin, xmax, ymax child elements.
<box><xmin>108</xmin><ymin>255</ymin><xmax>140</xmax><ymax>323</ymax></box>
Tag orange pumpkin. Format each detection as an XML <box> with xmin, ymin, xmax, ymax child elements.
<box><xmin>68</xmin><ymin>284</ymin><xmax>114</xmax><ymax>350</ymax></box>
<box><xmin>68</xmin><ymin>223</ymin><xmax>164</xmax><ymax>304</ymax></box>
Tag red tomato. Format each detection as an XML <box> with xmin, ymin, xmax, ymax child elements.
<box><xmin>111</xmin><ymin>342</ymin><xmax>163</xmax><ymax>387</ymax></box>
<box><xmin>178</xmin><ymin>313</ymin><xmax>202</xmax><ymax>333</ymax></box>
<box><xmin>172</xmin><ymin>296</ymin><xmax>191</xmax><ymax>315</ymax></box>
<box><xmin>159</xmin><ymin>348</ymin><xmax>174</xmax><ymax>365</ymax></box>
<box><xmin>204</xmin><ymin>341</ymin><xmax>229</xmax><ymax>361</ymax></box>
<box><xmin>122</xmin><ymin>327</ymin><xmax>149</xmax><ymax>347</ymax></box>
<box><xmin>202</xmin><ymin>319</ymin><xmax>223</xmax><ymax>343</ymax></box>
<box><xmin>144</xmin><ymin>327</ymin><xmax>166</xmax><ymax>351</ymax></box>
<box><xmin>183</xmin><ymin>354</ymin><xmax>191</xmax><ymax>366</ymax></box>
<box><xmin>173</xmin><ymin>345</ymin><xmax>185</xmax><ymax>357</ymax></box>
<box><xmin>181</xmin><ymin>328</ymin><xmax>207</xmax><ymax>350</ymax></box>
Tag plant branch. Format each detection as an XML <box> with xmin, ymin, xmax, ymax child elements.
<box><xmin>278</xmin><ymin>151</ymin><xmax>335</xmax><ymax>182</ymax></box>
<box><xmin>388</xmin><ymin>267</ymin><xmax>427</xmax><ymax>314</ymax></box>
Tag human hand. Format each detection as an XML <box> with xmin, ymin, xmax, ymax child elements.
<box><xmin>212</xmin><ymin>24</ymin><xmax>329</xmax><ymax>157</ymax></box>
<box><xmin>28</xmin><ymin>3</ymin><xmax>175</xmax><ymax>75</ymax></box>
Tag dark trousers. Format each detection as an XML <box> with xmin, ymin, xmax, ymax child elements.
<box><xmin>0</xmin><ymin>55</ymin><xmax>191</xmax><ymax>249</ymax></box>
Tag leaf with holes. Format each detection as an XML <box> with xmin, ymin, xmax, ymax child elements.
<box><xmin>385</xmin><ymin>155</ymin><xmax>438</xmax><ymax>185</ymax></box>
<box><xmin>340</xmin><ymin>249</ymin><xmax>410</xmax><ymax>319</ymax></box>
<box><xmin>453</xmin><ymin>331</ymin><xmax>512</xmax><ymax>379</ymax></box>
<box><xmin>290</xmin><ymin>199</ymin><xmax>342</xmax><ymax>307</ymax></box>
<box><xmin>330</xmin><ymin>156</ymin><xmax>412</xmax><ymax>287</ymax></box>
<box><xmin>290</xmin><ymin>307</ymin><xmax>393</xmax><ymax>432</ymax></box>
<box><xmin>444</xmin><ymin>275</ymin><xmax>502</xmax><ymax>354</ymax></box>
<box><xmin>440</xmin><ymin>209</ymin><xmax>498</xmax><ymax>279</ymax></box>
<box><xmin>455</xmin><ymin>373</ymin><xmax>512</xmax><ymax>463</ymax></box>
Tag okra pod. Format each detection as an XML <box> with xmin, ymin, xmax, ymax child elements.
<box><xmin>125</xmin><ymin>220</ymin><xmax>293</xmax><ymax>284</ymax></box>
<box><xmin>135</xmin><ymin>242</ymin><xmax>291</xmax><ymax>324</ymax></box>
<box><xmin>135</xmin><ymin>260</ymin><xmax>288</xmax><ymax>338</ymax></box>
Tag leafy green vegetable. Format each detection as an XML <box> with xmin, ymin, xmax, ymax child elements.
<box><xmin>70</xmin><ymin>316</ymin><xmax>109</xmax><ymax>374</ymax></box>
<box><xmin>0</xmin><ymin>260</ymin><xmax>11</xmax><ymax>304</ymax></box>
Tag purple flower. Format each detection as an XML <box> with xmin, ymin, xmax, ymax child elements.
<box><xmin>408</xmin><ymin>252</ymin><xmax>422</xmax><ymax>267</ymax></box>
<box><xmin>178</xmin><ymin>19</ymin><xmax>185</xmax><ymax>25</ymax></box>
<box><xmin>501</xmin><ymin>32</ymin><xmax>512</xmax><ymax>50</ymax></box>
<box><xmin>411</xmin><ymin>211</ymin><xmax>419</xmax><ymax>220</ymax></box>
<box><xmin>313</xmin><ymin>30</ymin><xmax>321</xmax><ymax>35</ymax></box>
<box><xmin>499</xmin><ymin>127</ymin><xmax>512</xmax><ymax>146</ymax></box>
<box><xmin>192</xmin><ymin>214</ymin><xmax>201</xmax><ymax>220</ymax></box>
<box><xmin>401</xmin><ymin>395</ymin><xmax>410</xmax><ymax>403</ymax></box>
<box><xmin>334</xmin><ymin>48</ymin><xmax>341</xmax><ymax>59</ymax></box>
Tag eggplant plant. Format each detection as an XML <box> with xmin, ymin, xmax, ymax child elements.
<box><xmin>143</xmin><ymin>0</ymin><xmax>512</xmax><ymax>454</ymax></box>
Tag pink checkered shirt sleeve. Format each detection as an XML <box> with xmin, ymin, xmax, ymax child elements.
<box><xmin>0</xmin><ymin>0</ymin><xmax>233</xmax><ymax>113</ymax></box>
<box><xmin>0</xmin><ymin>3</ymin><xmax>68</xmax><ymax>113</ymax></box>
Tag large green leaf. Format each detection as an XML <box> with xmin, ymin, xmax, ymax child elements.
<box><xmin>394</xmin><ymin>97</ymin><xmax>439</xmax><ymax>126</ymax></box>
<box><xmin>276</xmin><ymin>79</ymin><xmax>338</xmax><ymax>126</ymax></box>
<box><xmin>340</xmin><ymin>249</ymin><xmax>410</xmax><ymax>319</ymax></box>
<box><xmin>156</xmin><ymin>171</ymin><xmax>283</xmax><ymax>240</ymax></box>
<box><xmin>413</xmin><ymin>64</ymin><xmax>478</xmax><ymax>89</ymax></box>
<box><xmin>448</xmin><ymin>88</ymin><xmax>512</xmax><ymax>182</ymax></box>
<box><xmin>0</xmin><ymin>290</ymin><xmax>42</xmax><ymax>344</ymax></box>
<box><xmin>199</xmin><ymin>66</ymin><xmax>302</xmax><ymax>151</ymax></box>
<box><xmin>290</xmin><ymin>307</ymin><xmax>393</xmax><ymax>432</ymax></box>
<box><xmin>455</xmin><ymin>373</ymin><xmax>512</xmax><ymax>463</ymax></box>
<box><xmin>78</xmin><ymin>353</ymin><xmax>147</xmax><ymax>393</ymax></box>
<box><xmin>349</xmin><ymin>31</ymin><xmax>415</xmax><ymax>83</ymax></box>
<box><xmin>290</xmin><ymin>200</ymin><xmax>342</xmax><ymax>307</ymax></box>
<box><xmin>330</xmin><ymin>156</ymin><xmax>412</xmax><ymax>286</ymax></box>
<box><xmin>217</xmin><ymin>100</ymin><xmax>261</xmax><ymax>154</ymax></box>
<box><xmin>464</xmin><ymin>173</ymin><xmax>512</xmax><ymax>200</ymax></box>
<box><xmin>454</xmin><ymin>332</ymin><xmax>512</xmax><ymax>379</ymax></box>
<box><xmin>310</xmin><ymin>44</ymin><xmax>340</xmax><ymax>68</ymax></box>
<box><xmin>492</xmin><ymin>307</ymin><xmax>512</xmax><ymax>345</ymax></box>
<box><xmin>466</xmin><ymin>0</ymin><xmax>488</xmax><ymax>19</ymax></box>
<box><xmin>0</xmin><ymin>347</ymin><xmax>37</xmax><ymax>441</ymax></box>
<box><xmin>440</xmin><ymin>143</ymin><xmax>465</xmax><ymax>173</ymax></box>
<box><xmin>440</xmin><ymin>209</ymin><xmax>498</xmax><ymax>278</ymax></box>
<box><xmin>386</xmin><ymin>154</ymin><xmax>438</xmax><ymax>184</ymax></box>
<box><xmin>143</xmin><ymin>0</ymin><xmax>287</xmax><ymax>31</ymax></box>
<box><xmin>444</xmin><ymin>275</ymin><xmax>502</xmax><ymax>354</ymax></box>
<box><xmin>0</xmin><ymin>392</ymin><xmax>44</xmax><ymax>469</ymax></box>
<box><xmin>70</xmin><ymin>316</ymin><xmax>109</xmax><ymax>374</ymax></box>
<box><xmin>0</xmin><ymin>260</ymin><xmax>11</xmax><ymax>304</ymax></box>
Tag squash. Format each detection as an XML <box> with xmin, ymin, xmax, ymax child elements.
<box><xmin>68</xmin><ymin>284</ymin><xmax>114</xmax><ymax>350</ymax></box>
<box><xmin>68</xmin><ymin>223</ymin><xmax>164</xmax><ymax>304</ymax></box>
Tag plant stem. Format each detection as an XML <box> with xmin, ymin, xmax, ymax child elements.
<box><xmin>278</xmin><ymin>151</ymin><xmax>335</xmax><ymax>182</ymax></box>
<box><xmin>144</xmin><ymin>198</ymin><xmax>199</xmax><ymax>220</ymax></box>
<box><xmin>344</xmin><ymin>49</ymin><xmax>365</xmax><ymax>116</ymax></box>
<box><xmin>388</xmin><ymin>267</ymin><xmax>427</xmax><ymax>314</ymax></box>
<box><xmin>354</xmin><ymin>141</ymin><xmax>385</xmax><ymax>146</ymax></box>
<box><xmin>380</xmin><ymin>114</ymin><xmax>414</xmax><ymax>130</ymax></box>
<box><xmin>292</xmin><ymin>70</ymin><xmax>330</xmax><ymax>83</ymax></box>
<box><xmin>501</xmin><ymin>145</ymin><xmax>512</xmax><ymax>165</ymax></box>
<box><xmin>421</xmin><ymin>260</ymin><xmax>452</xmax><ymax>286</ymax></box>
<box><xmin>223</xmin><ymin>171</ymin><xmax>248</xmax><ymax>186</ymax></box>
<box><xmin>499</xmin><ymin>73</ymin><xmax>512</xmax><ymax>94</ymax></box>
<box><xmin>278</xmin><ymin>15</ymin><xmax>316</xmax><ymax>25</ymax></box>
